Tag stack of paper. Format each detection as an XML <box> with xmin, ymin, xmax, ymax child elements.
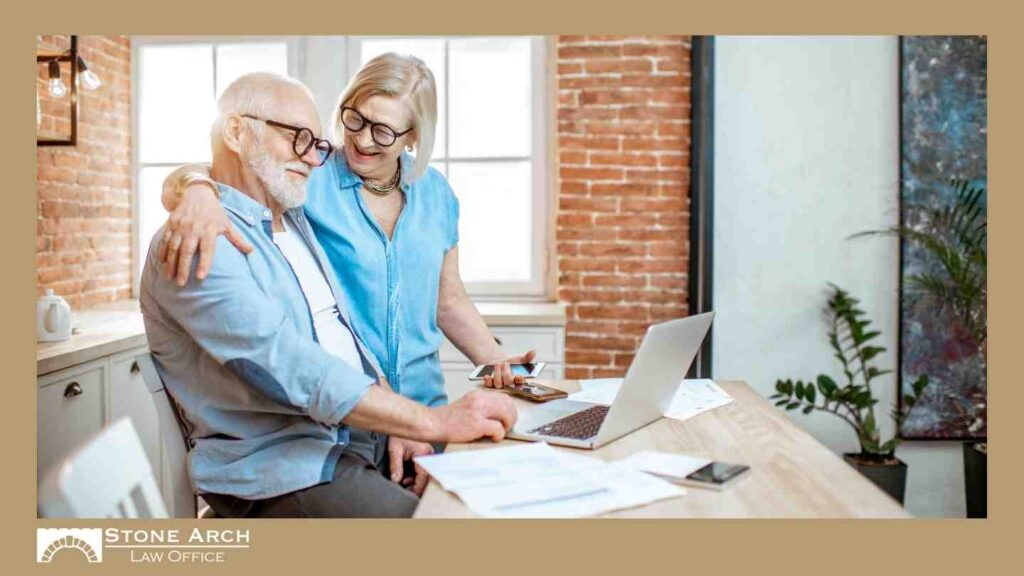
<box><xmin>414</xmin><ymin>442</ymin><xmax>685</xmax><ymax>518</ymax></box>
<box><xmin>567</xmin><ymin>378</ymin><xmax>734</xmax><ymax>422</ymax></box>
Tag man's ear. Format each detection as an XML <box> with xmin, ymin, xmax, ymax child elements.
<box><xmin>222</xmin><ymin>115</ymin><xmax>245</xmax><ymax>154</ymax></box>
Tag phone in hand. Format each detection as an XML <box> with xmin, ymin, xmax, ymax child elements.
<box><xmin>468</xmin><ymin>362</ymin><xmax>546</xmax><ymax>381</ymax></box>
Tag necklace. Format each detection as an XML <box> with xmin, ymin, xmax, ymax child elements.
<box><xmin>361</xmin><ymin>162</ymin><xmax>402</xmax><ymax>196</ymax></box>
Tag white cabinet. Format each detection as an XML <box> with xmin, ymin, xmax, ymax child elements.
<box><xmin>37</xmin><ymin>359</ymin><xmax>107</xmax><ymax>480</ymax></box>
<box><xmin>441</xmin><ymin>326</ymin><xmax>566</xmax><ymax>401</ymax></box>
<box><xmin>108</xmin><ymin>350</ymin><xmax>162</xmax><ymax>488</ymax></box>
<box><xmin>37</xmin><ymin>345</ymin><xmax>167</xmax><ymax>508</ymax></box>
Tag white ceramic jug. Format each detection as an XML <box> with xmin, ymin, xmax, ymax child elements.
<box><xmin>37</xmin><ymin>289</ymin><xmax>72</xmax><ymax>342</ymax></box>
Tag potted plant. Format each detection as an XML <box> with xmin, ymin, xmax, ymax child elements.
<box><xmin>853</xmin><ymin>178</ymin><xmax>987</xmax><ymax>516</ymax></box>
<box><xmin>771</xmin><ymin>284</ymin><xmax>929</xmax><ymax>504</ymax></box>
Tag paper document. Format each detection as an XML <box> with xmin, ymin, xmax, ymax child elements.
<box><xmin>413</xmin><ymin>442</ymin><xmax>596</xmax><ymax>491</ymax></box>
<box><xmin>567</xmin><ymin>379</ymin><xmax>734</xmax><ymax>422</ymax></box>
<box><xmin>415</xmin><ymin>442</ymin><xmax>685</xmax><ymax>518</ymax></box>
<box><xmin>453</xmin><ymin>461</ymin><xmax>685</xmax><ymax>518</ymax></box>
<box><xmin>617</xmin><ymin>450</ymin><xmax>710</xmax><ymax>481</ymax></box>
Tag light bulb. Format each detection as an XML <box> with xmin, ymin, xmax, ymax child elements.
<box><xmin>76</xmin><ymin>56</ymin><xmax>101</xmax><ymax>90</ymax></box>
<box><xmin>47</xmin><ymin>60</ymin><xmax>67</xmax><ymax>98</ymax></box>
<box><xmin>80</xmin><ymin>69</ymin><xmax>101</xmax><ymax>90</ymax></box>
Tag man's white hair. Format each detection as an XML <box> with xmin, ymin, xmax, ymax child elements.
<box><xmin>210</xmin><ymin>72</ymin><xmax>315</xmax><ymax>150</ymax></box>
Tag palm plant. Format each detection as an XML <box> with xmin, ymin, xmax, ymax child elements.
<box><xmin>851</xmin><ymin>178</ymin><xmax>987</xmax><ymax>355</ymax></box>
<box><xmin>771</xmin><ymin>285</ymin><xmax>929</xmax><ymax>462</ymax></box>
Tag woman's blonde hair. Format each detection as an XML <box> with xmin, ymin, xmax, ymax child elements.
<box><xmin>332</xmin><ymin>53</ymin><xmax>437</xmax><ymax>183</ymax></box>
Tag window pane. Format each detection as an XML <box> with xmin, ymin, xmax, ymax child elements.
<box><xmin>138</xmin><ymin>166</ymin><xmax>178</xmax><ymax>279</ymax></box>
<box><xmin>359</xmin><ymin>38</ymin><xmax>447</xmax><ymax>161</ymax></box>
<box><xmin>215</xmin><ymin>42</ymin><xmax>289</xmax><ymax>98</ymax></box>
<box><xmin>449</xmin><ymin>37</ymin><xmax>532</xmax><ymax>158</ymax></box>
<box><xmin>448</xmin><ymin>161</ymin><xmax>532</xmax><ymax>282</ymax></box>
<box><xmin>430</xmin><ymin>161</ymin><xmax>446</xmax><ymax>178</ymax></box>
<box><xmin>139</xmin><ymin>45</ymin><xmax>214</xmax><ymax>164</ymax></box>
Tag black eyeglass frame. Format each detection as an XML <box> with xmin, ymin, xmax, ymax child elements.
<box><xmin>240</xmin><ymin>114</ymin><xmax>333</xmax><ymax>166</ymax></box>
<box><xmin>338</xmin><ymin>105</ymin><xmax>414</xmax><ymax>147</ymax></box>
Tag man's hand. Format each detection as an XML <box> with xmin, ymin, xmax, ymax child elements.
<box><xmin>158</xmin><ymin>182</ymin><xmax>253</xmax><ymax>286</ymax></box>
<box><xmin>430</xmin><ymin>390</ymin><xmax>518</xmax><ymax>443</ymax></box>
<box><xmin>387</xmin><ymin>437</ymin><xmax>434</xmax><ymax>496</ymax></box>
<box><xmin>482</xmin><ymin>349</ymin><xmax>537</xmax><ymax>389</ymax></box>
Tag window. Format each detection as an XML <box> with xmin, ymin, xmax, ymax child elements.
<box><xmin>132</xmin><ymin>38</ymin><xmax>294</xmax><ymax>291</ymax></box>
<box><xmin>351</xmin><ymin>37</ymin><xmax>551</xmax><ymax>298</ymax></box>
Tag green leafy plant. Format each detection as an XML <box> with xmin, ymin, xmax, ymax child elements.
<box><xmin>851</xmin><ymin>178</ymin><xmax>987</xmax><ymax>353</ymax></box>
<box><xmin>771</xmin><ymin>285</ymin><xmax>929</xmax><ymax>463</ymax></box>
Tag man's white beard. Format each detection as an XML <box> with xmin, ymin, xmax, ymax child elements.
<box><xmin>246</xmin><ymin>145</ymin><xmax>308</xmax><ymax>210</ymax></box>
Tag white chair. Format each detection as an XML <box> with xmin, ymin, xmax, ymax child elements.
<box><xmin>135</xmin><ymin>353</ymin><xmax>211</xmax><ymax>518</ymax></box>
<box><xmin>39</xmin><ymin>418</ymin><xmax>168</xmax><ymax>518</ymax></box>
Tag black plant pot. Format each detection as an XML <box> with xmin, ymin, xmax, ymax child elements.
<box><xmin>843</xmin><ymin>454</ymin><xmax>907</xmax><ymax>505</ymax></box>
<box><xmin>963</xmin><ymin>442</ymin><xmax>987</xmax><ymax>518</ymax></box>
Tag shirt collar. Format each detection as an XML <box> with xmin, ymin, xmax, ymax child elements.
<box><xmin>218</xmin><ymin>183</ymin><xmax>303</xmax><ymax>228</ymax></box>
<box><xmin>332</xmin><ymin>149</ymin><xmax>414</xmax><ymax>193</ymax></box>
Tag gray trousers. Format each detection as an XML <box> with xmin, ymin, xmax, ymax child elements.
<box><xmin>203</xmin><ymin>431</ymin><xmax>422</xmax><ymax>519</ymax></box>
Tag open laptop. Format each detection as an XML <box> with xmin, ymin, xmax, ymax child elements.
<box><xmin>508</xmin><ymin>311</ymin><xmax>714</xmax><ymax>449</ymax></box>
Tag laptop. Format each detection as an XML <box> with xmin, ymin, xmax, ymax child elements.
<box><xmin>507</xmin><ymin>311</ymin><xmax>714</xmax><ymax>449</ymax></box>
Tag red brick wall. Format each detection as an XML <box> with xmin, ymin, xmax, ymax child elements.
<box><xmin>36</xmin><ymin>36</ymin><xmax>132</xmax><ymax>310</ymax></box>
<box><xmin>556</xmin><ymin>36</ymin><xmax>692</xmax><ymax>379</ymax></box>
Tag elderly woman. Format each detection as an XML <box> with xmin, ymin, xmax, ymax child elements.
<box><xmin>158</xmin><ymin>54</ymin><xmax>532</xmax><ymax>458</ymax></box>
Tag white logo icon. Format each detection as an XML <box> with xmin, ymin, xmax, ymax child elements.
<box><xmin>36</xmin><ymin>528</ymin><xmax>103</xmax><ymax>563</ymax></box>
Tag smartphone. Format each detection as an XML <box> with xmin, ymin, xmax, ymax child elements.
<box><xmin>679</xmin><ymin>462</ymin><xmax>751</xmax><ymax>490</ymax></box>
<box><xmin>493</xmin><ymin>381</ymin><xmax>567</xmax><ymax>403</ymax></box>
<box><xmin>468</xmin><ymin>362</ymin><xmax>546</xmax><ymax>381</ymax></box>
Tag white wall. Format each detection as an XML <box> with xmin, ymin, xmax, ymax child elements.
<box><xmin>712</xmin><ymin>36</ymin><xmax>964</xmax><ymax>518</ymax></box>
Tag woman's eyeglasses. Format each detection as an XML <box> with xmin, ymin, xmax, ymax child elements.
<box><xmin>240</xmin><ymin>114</ymin><xmax>333</xmax><ymax>167</ymax></box>
<box><xmin>339</xmin><ymin>106</ymin><xmax>413</xmax><ymax>147</ymax></box>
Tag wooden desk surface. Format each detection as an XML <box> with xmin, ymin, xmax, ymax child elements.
<box><xmin>413</xmin><ymin>380</ymin><xmax>910</xmax><ymax>518</ymax></box>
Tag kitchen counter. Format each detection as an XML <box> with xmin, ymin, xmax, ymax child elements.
<box><xmin>36</xmin><ymin>299</ymin><xmax>146</xmax><ymax>376</ymax></box>
<box><xmin>35</xmin><ymin>299</ymin><xmax>566</xmax><ymax>376</ymax></box>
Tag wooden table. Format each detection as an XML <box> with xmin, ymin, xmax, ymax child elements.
<box><xmin>414</xmin><ymin>380</ymin><xmax>910</xmax><ymax>518</ymax></box>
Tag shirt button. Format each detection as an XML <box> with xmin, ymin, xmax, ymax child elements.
<box><xmin>263</xmin><ymin>210</ymin><xmax>270</xmax><ymax>218</ymax></box>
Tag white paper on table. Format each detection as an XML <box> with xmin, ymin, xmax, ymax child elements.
<box><xmin>617</xmin><ymin>450</ymin><xmax>710</xmax><ymax>481</ymax></box>
<box><xmin>453</xmin><ymin>461</ymin><xmax>685</xmax><ymax>518</ymax></box>
<box><xmin>413</xmin><ymin>442</ymin><xmax>603</xmax><ymax>492</ymax></box>
<box><xmin>567</xmin><ymin>378</ymin><xmax>623</xmax><ymax>405</ymax></box>
<box><xmin>567</xmin><ymin>378</ymin><xmax>734</xmax><ymax>422</ymax></box>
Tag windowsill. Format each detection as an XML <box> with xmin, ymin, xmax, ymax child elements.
<box><xmin>472</xmin><ymin>301</ymin><xmax>567</xmax><ymax>327</ymax></box>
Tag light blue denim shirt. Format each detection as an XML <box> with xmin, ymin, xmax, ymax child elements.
<box><xmin>302</xmin><ymin>152</ymin><xmax>459</xmax><ymax>408</ymax></box>
<box><xmin>140</xmin><ymin>183</ymin><xmax>386</xmax><ymax>500</ymax></box>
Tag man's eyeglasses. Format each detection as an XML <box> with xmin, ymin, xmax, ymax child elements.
<box><xmin>339</xmin><ymin>106</ymin><xmax>413</xmax><ymax>148</ymax></box>
<box><xmin>240</xmin><ymin>114</ymin><xmax>333</xmax><ymax>167</ymax></box>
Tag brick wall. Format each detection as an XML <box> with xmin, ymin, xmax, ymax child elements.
<box><xmin>36</xmin><ymin>36</ymin><xmax>132</xmax><ymax>310</ymax></box>
<box><xmin>556</xmin><ymin>36</ymin><xmax>692</xmax><ymax>379</ymax></box>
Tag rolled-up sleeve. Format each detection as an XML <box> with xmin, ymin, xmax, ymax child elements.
<box><xmin>144</xmin><ymin>231</ymin><xmax>374</xmax><ymax>426</ymax></box>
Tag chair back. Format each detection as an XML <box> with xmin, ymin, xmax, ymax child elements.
<box><xmin>39</xmin><ymin>417</ymin><xmax>168</xmax><ymax>518</ymax></box>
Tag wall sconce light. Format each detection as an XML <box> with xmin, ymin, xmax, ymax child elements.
<box><xmin>76</xmin><ymin>55</ymin><xmax>102</xmax><ymax>90</ymax></box>
<box><xmin>47</xmin><ymin>60</ymin><xmax>67</xmax><ymax>98</ymax></box>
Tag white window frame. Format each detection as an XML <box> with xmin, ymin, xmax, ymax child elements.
<box><xmin>130</xmin><ymin>36</ymin><xmax>301</xmax><ymax>296</ymax></box>
<box><xmin>346</xmin><ymin>36</ymin><xmax>553</xmax><ymax>300</ymax></box>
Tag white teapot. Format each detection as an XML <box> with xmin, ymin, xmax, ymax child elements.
<box><xmin>37</xmin><ymin>289</ymin><xmax>72</xmax><ymax>342</ymax></box>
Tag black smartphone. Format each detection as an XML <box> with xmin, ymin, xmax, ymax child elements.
<box><xmin>681</xmin><ymin>462</ymin><xmax>751</xmax><ymax>490</ymax></box>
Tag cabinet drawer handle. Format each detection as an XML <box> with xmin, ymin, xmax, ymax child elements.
<box><xmin>130</xmin><ymin>361</ymin><xmax>140</xmax><ymax>374</ymax></box>
<box><xmin>63</xmin><ymin>382</ymin><xmax>83</xmax><ymax>398</ymax></box>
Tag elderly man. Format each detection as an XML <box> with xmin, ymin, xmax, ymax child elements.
<box><xmin>140</xmin><ymin>72</ymin><xmax>516</xmax><ymax>518</ymax></box>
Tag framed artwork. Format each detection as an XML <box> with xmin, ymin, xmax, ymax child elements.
<box><xmin>898</xmin><ymin>36</ymin><xmax>987</xmax><ymax>439</ymax></box>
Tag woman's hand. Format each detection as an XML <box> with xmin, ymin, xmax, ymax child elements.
<box><xmin>158</xmin><ymin>182</ymin><xmax>253</xmax><ymax>286</ymax></box>
<box><xmin>387</xmin><ymin>436</ymin><xmax>435</xmax><ymax>496</ymax></box>
<box><xmin>482</xmin><ymin>349</ymin><xmax>538</xmax><ymax>389</ymax></box>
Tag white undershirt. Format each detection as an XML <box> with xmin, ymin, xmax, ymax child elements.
<box><xmin>272</xmin><ymin>219</ymin><xmax>363</xmax><ymax>372</ymax></box>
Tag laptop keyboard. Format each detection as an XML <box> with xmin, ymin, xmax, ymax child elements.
<box><xmin>529</xmin><ymin>405</ymin><xmax>610</xmax><ymax>440</ymax></box>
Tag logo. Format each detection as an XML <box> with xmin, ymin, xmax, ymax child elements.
<box><xmin>37</xmin><ymin>528</ymin><xmax>103</xmax><ymax>563</ymax></box>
